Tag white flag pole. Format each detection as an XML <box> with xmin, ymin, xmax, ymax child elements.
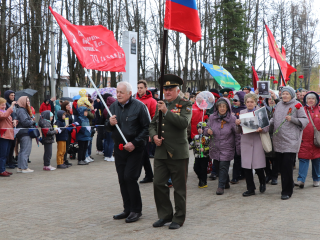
<box><xmin>84</xmin><ymin>68</ymin><xmax>128</xmax><ymax>144</ymax></box>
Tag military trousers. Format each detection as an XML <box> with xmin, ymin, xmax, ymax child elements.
<box><xmin>153</xmin><ymin>156</ymin><xmax>189</xmax><ymax>225</ymax></box>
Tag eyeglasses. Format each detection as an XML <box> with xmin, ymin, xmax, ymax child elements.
<box><xmin>233</xmin><ymin>99</ymin><xmax>238</xmax><ymax>102</ymax></box>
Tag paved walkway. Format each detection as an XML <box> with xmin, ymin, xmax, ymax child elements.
<box><xmin>1</xmin><ymin>138</ymin><xmax>320</xmax><ymax>239</ymax></box>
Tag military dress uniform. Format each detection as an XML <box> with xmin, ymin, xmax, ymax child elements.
<box><xmin>149</xmin><ymin>75</ymin><xmax>192</xmax><ymax>227</ymax></box>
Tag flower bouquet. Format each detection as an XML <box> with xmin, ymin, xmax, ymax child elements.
<box><xmin>273</xmin><ymin>103</ymin><xmax>303</xmax><ymax>135</ymax></box>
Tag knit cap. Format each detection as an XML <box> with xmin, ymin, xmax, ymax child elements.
<box><xmin>281</xmin><ymin>86</ymin><xmax>295</xmax><ymax>99</ymax></box>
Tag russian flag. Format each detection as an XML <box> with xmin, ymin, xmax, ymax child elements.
<box><xmin>164</xmin><ymin>0</ymin><xmax>202</xmax><ymax>43</ymax></box>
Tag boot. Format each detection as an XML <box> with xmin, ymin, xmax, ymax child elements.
<box><xmin>64</xmin><ymin>160</ymin><xmax>72</xmax><ymax>166</ymax></box>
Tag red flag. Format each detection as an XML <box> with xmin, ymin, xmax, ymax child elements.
<box><xmin>164</xmin><ymin>0</ymin><xmax>202</xmax><ymax>42</ymax></box>
<box><xmin>76</xmin><ymin>126</ymin><xmax>82</xmax><ymax>133</ymax></box>
<box><xmin>0</xmin><ymin>129</ymin><xmax>7</xmax><ymax>137</ymax></box>
<box><xmin>42</xmin><ymin>128</ymin><xmax>49</xmax><ymax>138</ymax></box>
<box><xmin>282</xmin><ymin>46</ymin><xmax>297</xmax><ymax>80</ymax></box>
<box><xmin>265</xmin><ymin>24</ymin><xmax>287</xmax><ymax>85</ymax></box>
<box><xmin>49</xmin><ymin>7</ymin><xmax>126</xmax><ymax>72</ymax></box>
<box><xmin>252</xmin><ymin>65</ymin><xmax>259</xmax><ymax>90</ymax></box>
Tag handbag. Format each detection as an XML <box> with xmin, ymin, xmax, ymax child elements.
<box><xmin>28</xmin><ymin>129</ymin><xmax>40</xmax><ymax>138</ymax></box>
<box><xmin>307</xmin><ymin>109</ymin><xmax>320</xmax><ymax>148</ymax></box>
<box><xmin>259</xmin><ymin>132</ymin><xmax>272</xmax><ymax>153</ymax></box>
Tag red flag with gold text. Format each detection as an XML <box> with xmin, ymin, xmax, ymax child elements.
<box><xmin>49</xmin><ymin>7</ymin><xmax>126</xmax><ymax>72</ymax></box>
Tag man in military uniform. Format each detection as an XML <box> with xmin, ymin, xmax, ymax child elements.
<box><xmin>242</xmin><ymin>86</ymin><xmax>251</xmax><ymax>94</ymax></box>
<box><xmin>149</xmin><ymin>74</ymin><xmax>192</xmax><ymax>230</ymax></box>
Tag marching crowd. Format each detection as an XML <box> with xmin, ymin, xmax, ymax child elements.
<box><xmin>1</xmin><ymin>75</ymin><xmax>320</xmax><ymax>227</ymax></box>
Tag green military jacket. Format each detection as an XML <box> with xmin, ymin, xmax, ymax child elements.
<box><xmin>149</xmin><ymin>96</ymin><xmax>192</xmax><ymax>159</ymax></box>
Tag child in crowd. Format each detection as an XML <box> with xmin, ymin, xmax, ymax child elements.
<box><xmin>77</xmin><ymin>106</ymin><xmax>92</xmax><ymax>165</ymax></box>
<box><xmin>38</xmin><ymin>110</ymin><xmax>57</xmax><ymax>171</ymax></box>
<box><xmin>190</xmin><ymin>122</ymin><xmax>210</xmax><ymax>188</ymax></box>
<box><xmin>55</xmin><ymin>110</ymin><xmax>71</xmax><ymax>169</ymax></box>
<box><xmin>77</xmin><ymin>89</ymin><xmax>93</xmax><ymax>109</ymax></box>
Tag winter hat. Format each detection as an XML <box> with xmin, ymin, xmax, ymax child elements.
<box><xmin>197</xmin><ymin>122</ymin><xmax>207</xmax><ymax>129</ymax></box>
<box><xmin>282</xmin><ymin>86</ymin><xmax>295</xmax><ymax>99</ymax></box>
<box><xmin>79</xmin><ymin>89</ymin><xmax>87</xmax><ymax>97</ymax></box>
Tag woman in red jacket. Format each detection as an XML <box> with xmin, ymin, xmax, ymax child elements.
<box><xmin>39</xmin><ymin>99</ymin><xmax>51</xmax><ymax>113</ymax></box>
<box><xmin>296</xmin><ymin>91</ymin><xmax>320</xmax><ymax>188</ymax></box>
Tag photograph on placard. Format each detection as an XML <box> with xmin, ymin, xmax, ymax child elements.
<box><xmin>258</xmin><ymin>81</ymin><xmax>270</xmax><ymax>98</ymax></box>
<box><xmin>255</xmin><ymin>107</ymin><xmax>270</xmax><ymax>129</ymax></box>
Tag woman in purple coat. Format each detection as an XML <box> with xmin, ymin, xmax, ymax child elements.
<box><xmin>236</xmin><ymin>93</ymin><xmax>268</xmax><ymax>197</ymax></box>
<box><xmin>204</xmin><ymin>98</ymin><xmax>240</xmax><ymax>195</ymax></box>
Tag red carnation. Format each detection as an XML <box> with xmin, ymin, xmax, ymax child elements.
<box><xmin>119</xmin><ymin>144</ymin><xmax>124</xmax><ymax>151</ymax></box>
<box><xmin>270</xmin><ymin>76</ymin><xmax>275</xmax><ymax>80</ymax></box>
<box><xmin>295</xmin><ymin>103</ymin><xmax>302</xmax><ymax>110</ymax></box>
<box><xmin>273</xmin><ymin>80</ymin><xmax>278</xmax><ymax>84</ymax></box>
<box><xmin>299</xmin><ymin>75</ymin><xmax>304</xmax><ymax>79</ymax></box>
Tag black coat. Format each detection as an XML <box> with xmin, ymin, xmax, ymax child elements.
<box><xmin>105</xmin><ymin>97</ymin><xmax>149</xmax><ymax>148</ymax></box>
<box><xmin>55</xmin><ymin>110</ymin><xmax>69</xmax><ymax>142</ymax></box>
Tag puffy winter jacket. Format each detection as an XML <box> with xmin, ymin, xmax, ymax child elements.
<box><xmin>39</xmin><ymin>100</ymin><xmax>51</xmax><ymax>113</ymax></box>
<box><xmin>55</xmin><ymin>110</ymin><xmax>69</xmax><ymax>142</ymax></box>
<box><xmin>76</xmin><ymin>107</ymin><xmax>91</xmax><ymax>141</ymax></box>
<box><xmin>204</xmin><ymin>98</ymin><xmax>240</xmax><ymax>161</ymax></box>
<box><xmin>38</xmin><ymin>110</ymin><xmax>56</xmax><ymax>144</ymax></box>
<box><xmin>135</xmin><ymin>90</ymin><xmax>157</xmax><ymax>119</ymax></box>
<box><xmin>298</xmin><ymin>91</ymin><xmax>320</xmax><ymax>159</ymax></box>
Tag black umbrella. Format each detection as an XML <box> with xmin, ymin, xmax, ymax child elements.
<box><xmin>60</xmin><ymin>97</ymin><xmax>73</xmax><ymax>102</ymax></box>
<box><xmin>15</xmin><ymin>88</ymin><xmax>38</xmax><ymax>100</ymax></box>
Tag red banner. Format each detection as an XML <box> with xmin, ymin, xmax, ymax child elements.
<box><xmin>265</xmin><ymin>24</ymin><xmax>287</xmax><ymax>85</ymax></box>
<box><xmin>49</xmin><ymin>7</ymin><xmax>126</xmax><ymax>72</ymax></box>
<box><xmin>252</xmin><ymin>65</ymin><xmax>259</xmax><ymax>90</ymax></box>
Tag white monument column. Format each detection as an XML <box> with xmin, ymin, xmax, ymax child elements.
<box><xmin>122</xmin><ymin>31</ymin><xmax>138</xmax><ymax>95</ymax></box>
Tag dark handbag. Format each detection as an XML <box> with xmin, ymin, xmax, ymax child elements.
<box><xmin>307</xmin><ymin>109</ymin><xmax>320</xmax><ymax>148</ymax></box>
<box><xmin>28</xmin><ymin>129</ymin><xmax>40</xmax><ymax>138</ymax></box>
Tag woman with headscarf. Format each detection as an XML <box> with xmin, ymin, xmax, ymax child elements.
<box><xmin>295</xmin><ymin>91</ymin><xmax>320</xmax><ymax>188</ymax></box>
<box><xmin>270</xmin><ymin>86</ymin><xmax>308</xmax><ymax>200</ymax></box>
<box><xmin>0</xmin><ymin>97</ymin><xmax>16</xmax><ymax>177</ymax></box>
<box><xmin>16</xmin><ymin>96</ymin><xmax>36</xmax><ymax>173</ymax></box>
<box><xmin>61</xmin><ymin>101</ymin><xmax>73</xmax><ymax>166</ymax></box>
<box><xmin>204</xmin><ymin>98</ymin><xmax>240</xmax><ymax>195</ymax></box>
<box><xmin>235</xmin><ymin>93</ymin><xmax>269</xmax><ymax>197</ymax></box>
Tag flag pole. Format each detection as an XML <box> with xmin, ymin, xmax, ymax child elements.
<box><xmin>157</xmin><ymin>29</ymin><xmax>168</xmax><ymax>138</ymax></box>
<box><xmin>263</xmin><ymin>19</ymin><xmax>286</xmax><ymax>86</ymax></box>
<box><xmin>83</xmin><ymin>68</ymin><xmax>128</xmax><ymax>144</ymax></box>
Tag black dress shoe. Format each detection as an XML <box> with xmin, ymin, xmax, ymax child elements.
<box><xmin>281</xmin><ymin>195</ymin><xmax>291</xmax><ymax>200</ymax></box>
<box><xmin>153</xmin><ymin>219</ymin><xmax>172</xmax><ymax>227</ymax></box>
<box><xmin>139</xmin><ymin>178</ymin><xmax>153</xmax><ymax>184</ymax></box>
<box><xmin>265</xmin><ymin>176</ymin><xmax>271</xmax><ymax>184</ymax></box>
<box><xmin>125</xmin><ymin>212</ymin><xmax>142</xmax><ymax>223</ymax></box>
<box><xmin>242</xmin><ymin>190</ymin><xmax>255</xmax><ymax>197</ymax></box>
<box><xmin>271</xmin><ymin>179</ymin><xmax>278</xmax><ymax>185</ymax></box>
<box><xmin>260</xmin><ymin>184</ymin><xmax>266</xmax><ymax>193</ymax></box>
<box><xmin>113</xmin><ymin>211</ymin><xmax>130</xmax><ymax>220</ymax></box>
<box><xmin>230</xmin><ymin>178</ymin><xmax>239</xmax><ymax>184</ymax></box>
<box><xmin>169</xmin><ymin>222</ymin><xmax>181</xmax><ymax>229</ymax></box>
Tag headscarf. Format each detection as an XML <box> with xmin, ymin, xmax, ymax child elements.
<box><xmin>17</xmin><ymin>96</ymin><xmax>33</xmax><ymax>117</ymax></box>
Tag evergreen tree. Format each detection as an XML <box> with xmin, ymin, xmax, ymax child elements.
<box><xmin>215</xmin><ymin>0</ymin><xmax>252</xmax><ymax>86</ymax></box>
